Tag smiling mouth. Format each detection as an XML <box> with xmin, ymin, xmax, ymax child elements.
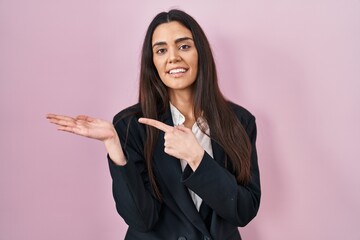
<box><xmin>168</xmin><ymin>68</ymin><xmax>188</xmax><ymax>75</ymax></box>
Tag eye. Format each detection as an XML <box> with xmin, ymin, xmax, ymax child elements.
<box><xmin>179</xmin><ymin>44</ymin><xmax>191</xmax><ymax>50</ymax></box>
<box><xmin>155</xmin><ymin>48</ymin><xmax>167</xmax><ymax>55</ymax></box>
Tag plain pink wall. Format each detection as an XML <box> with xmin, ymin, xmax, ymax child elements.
<box><xmin>1</xmin><ymin>0</ymin><xmax>359</xmax><ymax>239</ymax></box>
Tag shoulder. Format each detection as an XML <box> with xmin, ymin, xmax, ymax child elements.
<box><xmin>112</xmin><ymin>103</ymin><xmax>145</xmax><ymax>137</ymax></box>
<box><xmin>227</xmin><ymin>101</ymin><xmax>256</xmax><ymax>124</ymax></box>
<box><xmin>113</xmin><ymin>103</ymin><xmax>142</xmax><ymax>125</ymax></box>
<box><xmin>227</xmin><ymin>101</ymin><xmax>257</xmax><ymax>139</ymax></box>
<box><xmin>112</xmin><ymin>104</ymin><xmax>147</xmax><ymax>150</ymax></box>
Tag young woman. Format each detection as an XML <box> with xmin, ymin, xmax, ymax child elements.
<box><xmin>47</xmin><ymin>9</ymin><xmax>261</xmax><ymax>240</ymax></box>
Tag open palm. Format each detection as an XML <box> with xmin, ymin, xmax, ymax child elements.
<box><xmin>46</xmin><ymin>114</ymin><xmax>116</xmax><ymax>141</ymax></box>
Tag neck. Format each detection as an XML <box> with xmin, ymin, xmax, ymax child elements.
<box><xmin>169</xmin><ymin>89</ymin><xmax>195</xmax><ymax>128</ymax></box>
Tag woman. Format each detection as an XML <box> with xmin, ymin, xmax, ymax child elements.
<box><xmin>47</xmin><ymin>9</ymin><xmax>260</xmax><ymax>240</ymax></box>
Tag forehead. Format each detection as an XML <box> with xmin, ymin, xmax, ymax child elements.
<box><xmin>152</xmin><ymin>21</ymin><xmax>193</xmax><ymax>43</ymax></box>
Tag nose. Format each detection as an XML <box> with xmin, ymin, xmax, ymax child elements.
<box><xmin>168</xmin><ymin>48</ymin><xmax>181</xmax><ymax>63</ymax></box>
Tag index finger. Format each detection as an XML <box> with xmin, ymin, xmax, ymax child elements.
<box><xmin>138</xmin><ymin>118</ymin><xmax>173</xmax><ymax>133</ymax></box>
<box><xmin>46</xmin><ymin>113</ymin><xmax>75</xmax><ymax>121</ymax></box>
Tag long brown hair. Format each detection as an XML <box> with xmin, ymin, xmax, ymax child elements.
<box><xmin>138</xmin><ymin>10</ymin><xmax>251</xmax><ymax>199</ymax></box>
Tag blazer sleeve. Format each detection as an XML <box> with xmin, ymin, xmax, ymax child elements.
<box><xmin>108</xmin><ymin>113</ymin><xmax>161</xmax><ymax>232</ymax></box>
<box><xmin>181</xmin><ymin>109</ymin><xmax>261</xmax><ymax>227</ymax></box>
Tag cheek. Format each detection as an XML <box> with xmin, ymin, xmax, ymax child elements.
<box><xmin>153</xmin><ymin>58</ymin><xmax>164</xmax><ymax>75</ymax></box>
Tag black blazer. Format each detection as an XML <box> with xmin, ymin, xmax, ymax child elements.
<box><xmin>108</xmin><ymin>102</ymin><xmax>261</xmax><ymax>240</ymax></box>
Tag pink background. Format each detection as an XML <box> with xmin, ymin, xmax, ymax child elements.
<box><xmin>1</xmin><ymin>0</ymin><xmax>359</xmax><ymax>239</ymax></box>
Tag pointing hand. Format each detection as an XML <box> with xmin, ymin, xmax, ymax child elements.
<box><xmin>138</xmin><ymin>118</ymin><xmax>204</xmax><ymax>170</ymax></box>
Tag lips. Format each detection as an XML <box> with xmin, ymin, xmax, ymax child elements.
<box><xmin>168</xmin><ymin>68</ymin><xmax>188</xmax><ymax>75</ymax></box>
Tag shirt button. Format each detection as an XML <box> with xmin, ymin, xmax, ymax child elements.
<box><xmin>178</xmin><ymin>237</ymin><xmax>187</xmax><ymax>240</ymax></box>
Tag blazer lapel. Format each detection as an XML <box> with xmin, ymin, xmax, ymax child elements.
<box><xmin>153</xmin><ymin>107</ymin><xmax>210</xmax><ymax>235</ymax></box>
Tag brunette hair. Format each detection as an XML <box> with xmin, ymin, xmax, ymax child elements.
<box><xmin>138</xmin><ymin>9</ymin><xmax>251</xmax><ymax>199</ymax></box>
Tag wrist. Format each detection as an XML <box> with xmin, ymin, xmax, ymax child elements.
<box><xmin>103</xmin><ymin>128</ymin><xmax>119</xmax><ymax>144</ymax></box>
<box><xmin>188</xmin><ymin>149</ymin><xmax>204</xmax><ymax>171</ymax></box>
<box><xmin>104</xmin><ymin>134</ymin><xmax>127</xmax><ymax>166</ymax></box>
<box><xmin>103</xmin><ymin>134</ymin><xmax>119</xmax><ymax>146</ymax></box>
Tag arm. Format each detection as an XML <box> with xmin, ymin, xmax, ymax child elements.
<box><xmin>109</xmin><ymin>113</ymin><xmax>161</xmax><ymax>231</ymax></box>
<box><xmin>181</xmin><ymin>115</ymin><xmax>261</xmax><ymax>227</ymax></box>
<box><xmin>46</xmin><ymin>112</ymin><xmax>161</xmax><ymax>231</ymax></box>
<box><xmin>137</xmin><ymin>107</ymin><xmax>260</xmax><ymax>226</ymax></box>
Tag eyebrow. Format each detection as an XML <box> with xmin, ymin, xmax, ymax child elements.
<box><xmin>152</xmin><ymin>37</ymin><xmax>194</xmax><ymax>48</ymax></box>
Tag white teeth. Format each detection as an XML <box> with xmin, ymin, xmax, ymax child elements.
<box><xmin>169</xmin><ymin>68</ymin><xmax>186</xmax><ymax>74</ymax></box>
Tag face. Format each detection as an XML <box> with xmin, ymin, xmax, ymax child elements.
<box><xmin>152</xmin><ymin>21</ymin><xmax>198</xmax><ymax>95</ymax></box>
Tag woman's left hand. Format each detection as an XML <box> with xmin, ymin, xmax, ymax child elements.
<box><xmin>138</xmin><ymin>118</ymin><xmax>204</xmax><ymax>171</ymax></box>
